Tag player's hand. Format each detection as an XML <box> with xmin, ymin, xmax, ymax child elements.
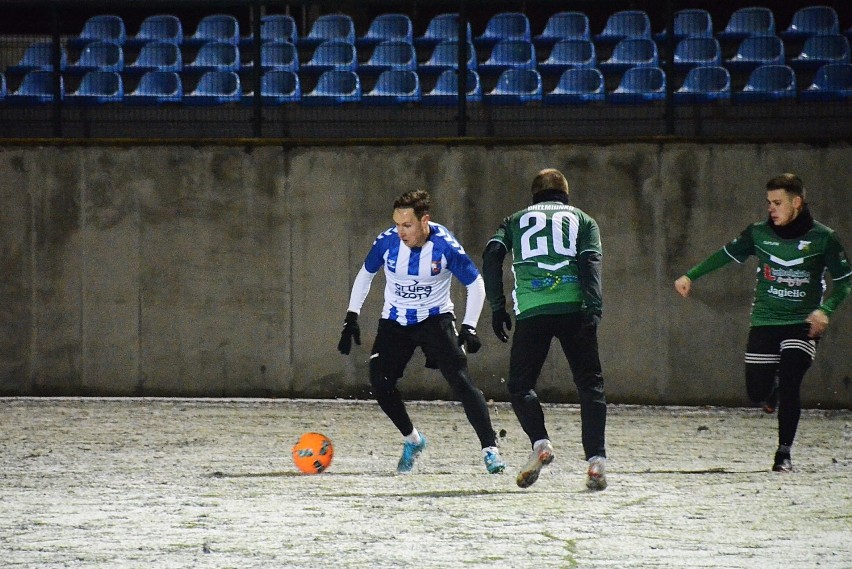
<box><xmin>458</xmin><ymin>325</ymin><xmax>482</xmax><ymax>354</ymax></box>
<box><xmin>805</xmin><ymin>309</ymin><xmax>829</xmax><ymax>338</ymax></box>
<box><xmin>337</xmin><ymin>311</ymin><xmax>360</xmax><ymax>355</ymax></box>
<box><xmin>674</xmin><ymin>275</ymin><xmax>692</xmax><ymax>298</ymax></box>
<box><xmin>491</xmin><ymin>308</ymin><xmax>512</xmax><ymax>342</ymax></box>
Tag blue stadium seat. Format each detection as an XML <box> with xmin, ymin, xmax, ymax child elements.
<box><xmin>185</xmin><ymin>41</ymin><xmax>240</xmax><ymax>72</ymax></box>
<box><xmin>538</xmin><ymin>40</ymin><xmax>596</xmax><ymax>75</ymax></box>
<box><xmin>674</xmin><ymin>66</ymin><xmax>731</xmax><ymax>103</ymax></box>
<box><xmin>484</xmin><ymin>68</ymin><xmax>542</xmax><ymax>104</ymax></box>
<box><xmin>125</xmin><ymin>41</ymin><xmax>182</xmax><ymax>75</ymax></box>
<box><xmin>415</xmin><ymin>13</ymin><xmax>471</xmax><ymax>47</ymax></box>
<box><xmin>127</xmin><ymin>15</ymin><xmax>183</xmax><ymax>46</ymax></box>
<box><xmin>673</xmin><ymin>37</ymin><xmax>722</xmax><ymax>70</ymax></box>
<box><xmin>0</xmin><ymin>73</ymin><xmax>6</xmax><ymax>100</ymax></box>
<box><xmin>363</xmin><ymin>69</ymin><xmax>421</xmax><ymax>105</ymax></box>
<box><xmin>475</xmin><ymin>12</ymin><xmax>531</xmax><ymax>47</ymax></box>
<box><xmin>185</xmin><ymin>15</ymin><xmax>240</xmax><ymax>46</ymax></box>
<box><xmin>726</xmin><ymin>35</ymin><xmax>785</xmax><ymax>72</ymax></box>
<box><xmin>125</xmin><ymin>71</ymin><xmax>183</xmax><ymax>105</ymax></box>
<box><xmin>800</xmin><ymin>63</ymin><xmax>852</xmax><ymax>101</ymax></box>
<box><xmin>718</xmin><ymin>8</ymin><xmax>776</xmax><ymax>41</ymax></box>
<box><xmin>184</xmin><ymin>70</ymin><xmax>241</xmax><ymax>105</ymax></box>
<box><xmin>421</xmin><ymin>69</ymin><xmax>482</xmax><ymax>105</ymax></box>
<box><xmin>242</xmin><ymin>70</ymin><xmax>301</xmax><ymax>104</ymax></box>
<box><xmin>594</xmin><ymin>10</ymin><xmax>652</xmax><ymax>43</ymax></box>
<box><xmin>791</xmin><ymin>35</ymin><xmax>849</xmax><ymax>71</ymax></box>
<box><xmin>68</xmin><ymin>41</ymin><xmax>124</xmax><ymax>74</ymax></box>
<box><xmin>599</xmin><ymin>38</ymin><xmax>658</xmax><ymax>73</ymax></box>
<box><xmin>359</xmin><ymin>40</ymin><xmax>416</xmax><ymax>73</ymax></box>
<box><xmin>419</xmin><ymin>40</ymin><xmax>477</xmax><ymax>74</ymax></box>
<box><xmin>7</xmin><ymin>41</ymin><xmax>66</xmax><ymax>73</ymax></box>
<box><xmin>656</xmin><ymin>9</ymin><xmax>713</xmax><ymax>42</ymax></box>
<box><xmin>246</xmin><ymin>41</ymin><xmax>299</xmax><ymax>72</ymax></box>
<box><xmin>65</xmin><ymin>70</ymin><xmax>123</xmax><ymax>104</ymax></box>
<box><xmin>255</xmin><ymin>14</ymin><xmax>298</xmax><ymax>45</ymax></box>
<box><xmin>300</xmin><ymin>14</ymin><xmax>355</xmax><ymax>48</ymax></box>
<box><xmin>359</xmin><ymin>14</ymin><xmax>413</xmax><ymax>47</ymax></box>
<box><xmin>302</xmin><ymin>40</ymin><xmax>357</xmax><ymax>72</ymax></box>
<box><xmin>302</xmin><ymin>70</ymin><xmax>361</xmax><ymax>105</ymax></box>
<box><xmin>543</xmin><ymin>67</ymin><xmax>605</xmax><ymax>104</ymax></box>
<box><xmin>534</xmin><ymin>12</ymin><xmax>590</xmax><ymax>45</ymax></box>
<box><xmin>68</xmin><ymin>15</ymin><xmax>126</xmax><ymax>48</ymax></box>
<box><xmin>6</xmin><ymin>70</ymin><xmax>61</xmax><ymax>104</ymax></box>
<box><xmin>609</xmin><ymin>66</ymin><xmax>666</xmax><ymax>103</ymax></box>
<box><xmin>781</xmin><ymin>6</ymin><xmax>839</xmax><ymax>40</ymax></box>
<box><xmin>735</xmin><ymin>64</ymin><xmax>796</xmax><ymax>101</ymax></box>
<box><xmin>478</xmin><ymin>40</ymin><xmax>536</xmax><ymax>74</ymax></box>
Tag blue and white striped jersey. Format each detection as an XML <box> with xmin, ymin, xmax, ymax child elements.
<box><xmin>352</xmin><ymin>222</ymin><xmax>481</xmax><ymax>326</ymax></box>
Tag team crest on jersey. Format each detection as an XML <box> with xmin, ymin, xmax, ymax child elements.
<box><xmin>387</xmin><ymin>259</ymin><xmax>396</xmax><ymax>271</ymax></box>
<box><xmin>431</xmin><ymin>261</ymin><xmax>441</xmax><ymax>275</ymax></box>
<box><xmin>797</xmin><ymin>240</ymin><xmax>811</xmax><ymax>251</ymax></box>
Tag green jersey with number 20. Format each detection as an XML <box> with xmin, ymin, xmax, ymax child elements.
<box><xmin>489</xmin><ymin>202</ymin><xmax>602</xmax><ymax>319</ymax></box>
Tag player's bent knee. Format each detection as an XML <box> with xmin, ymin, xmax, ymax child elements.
<box><xmin>509</xmin><ymin>388</ymin><xmax>539</xmax><ymax>404</ymax></box>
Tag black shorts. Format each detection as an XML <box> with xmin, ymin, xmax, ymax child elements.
<box><xmin>745</xmin><ymin>324</ymin><xmax>818</xmax><ymax>366</ymax></box>
<box><xmin>370</xmin><ymin>313</ymin><xmax>465</xmax><ymax>380</ymax></box>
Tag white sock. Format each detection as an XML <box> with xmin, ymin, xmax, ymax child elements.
<box><xmin>533</xmin><ymin>438</ymin><xmax>550</xmax><ymax>451</ymax></box>
<box><xmin>404</xmin><ymin>429</ymin><xmax>421</xmax><ymax>445</ymax></box>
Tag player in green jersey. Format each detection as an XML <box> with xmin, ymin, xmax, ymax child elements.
<box><xmin>483</xmin><ymin>168</ymin><xmax>608</xmax><ymax>490</ymax></box>
<box><xmin>675</xmin><ymin>173</ymin><xmax>851</xmax><ymax>473</ymax></box>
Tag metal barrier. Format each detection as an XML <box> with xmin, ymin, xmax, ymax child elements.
<box><xmin>0</xmin><ymin>0</ymin><xmax>849</xmax><ymax>140</ymax></box>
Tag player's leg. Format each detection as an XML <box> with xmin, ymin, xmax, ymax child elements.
<box><xmin>369</xmin><ymin>319</ymin><xmax>423</xmax><ymax>472</ymax></box>
<box><xmin>420</xmin><ymin>315</ymin><xmax>505</xmax><ymax>473</ymax></box>
<box><xmin>508</xmin><ymin>315</ymin><xmax>555</xmax><ymax>487</ymax></box>
<box><xmin>744</xmin><ymin>327</ymin><xmax>781</xmax><ymax>412</ymax></box>
<box><xmin>773</xmin><ymin>328</ymin><xmax>817</xmax><ymax>472</ymax></box>
<box><xmin>557</xmin><ymin>312</ymin><xmax>607</xmax><ymax>490</ymax></box>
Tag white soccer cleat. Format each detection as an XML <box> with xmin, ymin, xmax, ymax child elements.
<box><xmin>516</xmin><ymin>440</ymin><xmax>554</xmax><ymax>488</ymax></box>
<box><xmin>586</xmin><ymin>455</ymin><xmax>608</xmax><ymax>490</ymax></box>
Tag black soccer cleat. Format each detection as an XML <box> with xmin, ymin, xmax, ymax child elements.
<box><xmin>772</xmin><ymin>452</ymin><xmax>793</xmax><ymax>473</ymax></box>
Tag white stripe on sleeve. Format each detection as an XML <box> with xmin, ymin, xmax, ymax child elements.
<box><xmin>347</xmin><ymin>265</ymin><xmax>377</xmax><ymax>314</ymax></box>
<box><xmin>462</xmin><ymin>275</ymin><xmax>486</xmax><ymax>329</ymax></box>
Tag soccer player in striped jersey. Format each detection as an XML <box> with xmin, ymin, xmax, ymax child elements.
<box><xmin>675</xmin><ymin>173</ymin><xmax>851</xmax><ymax>473</ymax></box>
<box><xmin>338</xmin><ymin>190</ymin><xmax>505</xmax><ymax>475</ymax></box>
<box><xmin>482</xmin><ymin>169</ymin><xmax>609</xmax><ymax>490</ymax></box>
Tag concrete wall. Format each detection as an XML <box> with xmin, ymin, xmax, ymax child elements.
<box><xmin>0</xmin><ymin>142</ymin><xmax>849</xmax><ymax>407</ymax></box>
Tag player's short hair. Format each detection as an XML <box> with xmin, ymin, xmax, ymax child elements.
<box><xmin>531</xmin><ymin>168</ymin><xmax>569</xmax><ymax>196</ymax></box>
<box><xmin>766</xmin><ymin>173</ymin><xmax>805</xmax><ymax>198</ymax></box>
<box><xmin>394</xmin><ymin>190</ymin><xmax>431</xmax><ymax>219</ymax></box>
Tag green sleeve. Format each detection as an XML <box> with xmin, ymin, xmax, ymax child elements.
<box><xmin>820</xmin><ymin>234</ymin><xmax>852</xmax><ymax>315</ymax></box>
<box><xmin>685</xmin><ymin>249</ymin><xmax>735</xmax><ymax>281</ymax></box>
<box><xmin>820</xmin><ymin>275</ymin><xmax>851</xmax><ymax>315</ymax></box>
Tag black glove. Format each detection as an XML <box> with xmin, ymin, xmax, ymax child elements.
<box><xmin>491</xmin><ymin>308</ymin><xmax>512</xmax><ymax>343</ymax></box>
<box><xmin>337</xmin><ymin>311</ymin><xmax>361</xmax><ymax>355</ymax></box>
<box><xmin>458</xmin><ymin>324</ymin><xmax>482</xmax><ymax>354</ymax></box>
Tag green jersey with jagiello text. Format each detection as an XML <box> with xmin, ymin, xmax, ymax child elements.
<box><xmin>489</xmin><ymin>202</ymin><xmax>602</xmax><ymax>319</ymax></box>
<box><xmin>687</xmin><ymin>221</ymin><xmax>852</xmax><ymax>327</ymax></box>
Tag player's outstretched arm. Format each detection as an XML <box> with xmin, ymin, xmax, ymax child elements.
<box><xmin>674</xmin><ymin>275</ymin><xmax>692</xmax><ymax>298</ymax></box>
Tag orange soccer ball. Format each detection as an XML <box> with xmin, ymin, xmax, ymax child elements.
<box><xmin>291</xmin><ymin>432</ymin><xmax>334</xmax><ymax>474</ymax></box>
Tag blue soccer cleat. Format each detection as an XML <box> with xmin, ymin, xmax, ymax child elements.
<box><xmin>397</xmin><ymin>434</ymin><xmax>427</xmax><ymax>473</ymax></box>
<box><xmin>483</xmin><ymin>446</ymin><xmax>506</xmax><ymax>474</ymax></box>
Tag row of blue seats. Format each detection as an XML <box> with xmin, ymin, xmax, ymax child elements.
<box><xmin>9</xmin><ymin>34</ymin><xmax>850</xmax><ymax>79</ymax></box>
<box><xmin>63</xmin><ymin>7</ymin><xmax>851</xmax><ymax>50</ymax></box>
<box><xmin>3</xmin><ymin>64</ymin><xmax>849</xmax><ymax>106</ymax></box>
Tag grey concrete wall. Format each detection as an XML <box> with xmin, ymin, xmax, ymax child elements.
<box><xmin>0</xmin><ymin>143</ymin><xmax>849</xmax><ymax>407</ymax></box>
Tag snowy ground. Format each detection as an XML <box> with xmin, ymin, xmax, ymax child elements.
<box><xmin>1</xmin><ymin>398</ymin><xmax>850</xmax><ymax>568</ymax></box>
